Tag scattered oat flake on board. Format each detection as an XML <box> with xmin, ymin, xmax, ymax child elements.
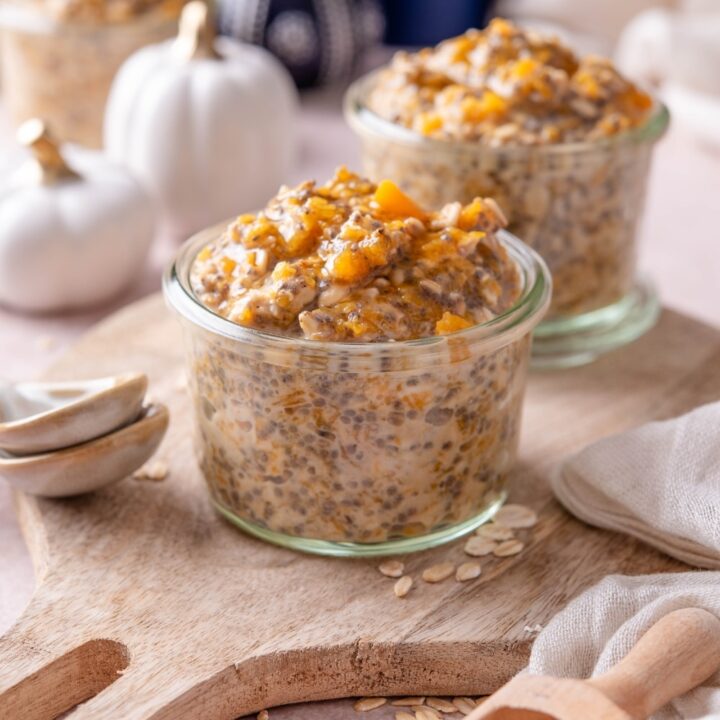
<box><xmin>394</xmin><ymin>575</ymin><xmax>413</xmax><ymax>598</ymax></box>
<box><xmin>476</xmin><ymin>523</ymin><xmax>515</xmax><ymax>541</ymax></box>
<box><xmin>422</xmin><ymin>562</ymin><xmax>455</xmax><ymax>583</ymax></box>
<box><xmin>427</xmin><ymin>697</ymin><xmax>457</xmax><ymax>712</ymax></box>
<box><xmin>392</xmin><ymin>697</ymin><xmax>426</xmax><ymax>706</ymax></box>
<box><xmin>453</xmin><ymin>697</ymin><xmax>477</xmax><ymax>714</ymax></box>
<box><xmin>524</xmin><ymin>623</ymin><xmax>544</xmax><ymax>634</ymax></box>
<box><xmin>494</xmin><ymin>539</ymin><xmax>524</xmax><ymax>557</ymax></box>
<box><xmin>464</xmin><ymin>537</ymin><xmax>496</xmax><ymax>557</ymax></box>
<box><xmin>257</xmin><ymin>711</ymin><xmax>269</xmax><ymax>720</ymax></box>
<box><xmin>379</xmin><ymin>560</ymin><xmax>405</xmax><ymax>578</ymax></box>
<box><xmin>396</xmin><ymin>713</ymin><xmax>415</xmax><ymax>720</ymax></box>
<box><xmin>354</xmin><ymin>697</ymin><xmax>387</xmax><ymax>711</ymax></box>
<box><xmin>493</xmin><ymin>504</ymin><xmax>537</xmax><ymax>528</ymax></box>
<box><xmin>133</xmin><ymin>461</ymin><xmax>168</xmax><ymax>481</ymax></box>
<box><xmin>456</xmin><ymin>561</ymin><xmax>481</xmax><ymax>582</ymax></box>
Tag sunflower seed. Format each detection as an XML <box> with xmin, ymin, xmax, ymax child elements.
<box><xmin>354</xmin><ymin>697</ymin><xmax>387</xmax><ymax>711</ymax></box>
<box><xmin>133</xmin><ymin>461</ymin><xmax>168</xmax><ymax>481</ymax></box>
<box><xmin>421</xmin><ymin>562</ymin><xmax>455</xmax><ymax>583</ymax></box>
<box><xmin>456</xmin><ymin>562</ymin><xmax>482</xmax><ymax>582</ymax></box>
<box><xmin>453</xmin><ymin>697</ymin><xmax>477</xmax><ymax>714</ymax></box>
<box><xmin>414</xmin><ymin>708</ymin><xmax>441</xmax><ymax>720</ymax></box>
<box><xmin>427</xmin><ymin>697</ymin><xmax>457</xmax><ymax>712</ymax></box>
<box><xmin>379</xmin><ymin>560</ymin><xmax>405</xmax><ymax>578</ymax></box>
<box><xmin>493</xmin><ymin>539</ymin><xmax>525</xmax><ymax>557</ymax></box>
<box><xmin>493</xmin><ymin>504</ymin><xmax>537</xmax><ymax>528</ymax></box>
<box><xmin>392</xmin><ymin>698</ymin><xmax>426</xmax><ymax>706</ymax></box>
<box><xmin>464</xmin><ymin>537</ymin><xmax>496</xmax><ymax>557</ymax></box>
<box><xmin>394</xmin><ymin>575</ymin><xmax>413</xmax><ymax>598</ymax></box>
<box><xmin>476</xmin><ymin>524</ymin><xmax>515</xmax><ymax>541</ymax></box>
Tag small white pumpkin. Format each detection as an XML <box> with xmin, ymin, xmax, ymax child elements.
<box><xmin>104</xmin><ymin>1</ymin><xmax>298</xmax><ymax>239</ymax></box>
<box><xmin>0</xmin><ymin>120</ymin><xmax>155</xmax><ymax>313</ymax></box>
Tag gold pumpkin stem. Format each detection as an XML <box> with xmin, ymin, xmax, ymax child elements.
<box><xmin>175</xmin><ymin>1</ymin><xmax>220</xmax><ymax>61</ymax></box>
<box><xmin>17</xmin><ymin>119</ymin><xmax>80</xmax><ymax>185</ymax></box>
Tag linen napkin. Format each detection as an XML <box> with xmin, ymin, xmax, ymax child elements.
<box><xmin>526</xmin><ymin>572</ymin><xmax>720</xmax><ymax>720</ymax></box>
<box><xmin>551</xmin><ymin>401</ymin><xmax>720</xmax><ymax>570</ymax></box>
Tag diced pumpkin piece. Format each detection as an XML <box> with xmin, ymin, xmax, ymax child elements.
<box><xmin>511</xmin><ymin>57</ymin><xmax>539</xmax><ymax>79</ymax></box>
<box><xmin>436</xmin><ymin>312</ymin><xmax>473</xmax><ymax>335</ymax></box>
<box><xmin>196</xmin><ymin>245</ymin><xmax>212</xmax><ymax>262</ymax></box>
<box><xmin>417</xmin><ymin>112</ymin><xmax>443</xmax><ymax>135</ymax></box>
<box><xmin>272</xmin><ymin>261</ymin><xmax>296</xmax><ymax>281</ymax></box>
<box><xmin>327</xmin><ymin>248</ymin><xmax>370</xmax><ymax>283</ymax></box>
<box><xmin>461</xmin><ymin>91</ymin><xmax>506</xmax><ymax>123</ymax></box>
<box><xmin>374</xmin><ymin>180</ymin><xmax>426</xmax><ymax>220</ymax></box>
<box><xmin>220</xmin><ymin>257</ymin><xmax>236</xmax><ymax>276</ymax></box>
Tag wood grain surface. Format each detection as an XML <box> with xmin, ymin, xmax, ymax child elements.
<box><xmin>1</xmin><ymin>294</ymin><xmax>719</xmax><ymax>720</ymax></box>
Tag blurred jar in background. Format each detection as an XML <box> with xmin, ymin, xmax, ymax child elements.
<box><xmin>0</xmin><ymin>1</ymin><xmax>182</xmax><ymax>148</ymax></box>
<box><xmin>217</xmin><ymin>0</ymin><xmax>384</xmax><ymax>88</ymax></box>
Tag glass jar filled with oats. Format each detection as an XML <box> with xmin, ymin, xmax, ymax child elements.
<box><xmin>345</xmin><ymin>18</ymin><xmax>669</xmax><ymax>367</ymax></box>
<box><xmin>0</xmin><ymin>1</ymin><xmax>183</xmax><ymax>147</ymax></box>
<box><xmin>164</xmin><ymin>168</ymin><xmax>551</xmax><ymax>556</ymax></box>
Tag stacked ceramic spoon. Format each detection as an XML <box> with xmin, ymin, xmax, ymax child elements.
<box><xmin>0</xmin><ymin>373</ymin><xmax>168</xmax><ymax>497</ymax></box>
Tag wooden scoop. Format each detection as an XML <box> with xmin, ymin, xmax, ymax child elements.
<box><xmin>467</xmin><ymin>608</ymin><xmax>720</xmax><ymax>720</ymax></box>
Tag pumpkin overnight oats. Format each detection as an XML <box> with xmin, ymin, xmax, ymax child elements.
<box><xmin>165</xmin><ymin>169</ymin><xmax>550</xmax><ymax>556</ymax></box>
<box><xmin>0</xmin><ymin>0</ymin><xmax>183</xmax><ymax>147</ymax></box>
<box><xmin>345</xmin><ymin>18</ymin><xmax>669</xmax><ymax>366</ymax></box>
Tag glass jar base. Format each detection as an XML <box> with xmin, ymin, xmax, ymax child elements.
<box><xmin>213</xmin><ymin>492</ymin><xmax>508</xmax><ymax>558</ymax></box>
<box><xmin>531</xmin><ymin>279</ymin><xmax>660</xmax><ymax>369</ymax></box>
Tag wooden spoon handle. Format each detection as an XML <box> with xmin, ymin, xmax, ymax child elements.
<box><xmin>587</xmin><ymin>608</ymin><xmax>720</xmax><ymax>719</ymax></box>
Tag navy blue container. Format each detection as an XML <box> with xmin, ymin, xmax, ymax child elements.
<box><xmin>381</xmin><ymin>0</ymin><xmax>494</xmax><ymax>46</ymax></box>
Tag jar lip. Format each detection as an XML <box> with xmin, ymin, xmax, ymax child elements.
<box><xmin>344</xmin><ymin>69</ymin><xmax>670</xmax><ymax>156</ymax></box>
<box><xmin>163</xmin><ymin>223</ymin><xmax>552</xmax><ymax>361</ymax></box>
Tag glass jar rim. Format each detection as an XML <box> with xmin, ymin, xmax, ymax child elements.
<box><xmin>344</xmin><ymin>69</ymin><xmax>670</xmax><ymax>157</ymax></box>
<box><xmin>163</xmin><ymin>222</ymin><xmax>551</xmax><ymax>368</ymax></box>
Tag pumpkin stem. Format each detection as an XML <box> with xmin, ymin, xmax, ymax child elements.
<box><xmin>175</xmin><ymin>1</ymin><xmax>220</xmax><ymax>61</ymax></box>
<box><xmin>17</xmin><ymin>119</ymin><xmax>80</xmax><ymax>185</ymax></box>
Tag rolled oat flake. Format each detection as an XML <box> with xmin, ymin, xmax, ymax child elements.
<box><xmin>493</xmin><ymin>504</ymin><xmax>537</xmax><ymax>528</ymax></box>
<box><xmin>421</xmin><ymin>562</ymin><xmax>455</xmax><ymax>583</ymax></box>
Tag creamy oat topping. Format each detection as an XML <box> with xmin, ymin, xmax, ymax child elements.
<box><xmin>368</xmin><ymin>18</ymin><xmax>652</xmax><ymax>145</ymax></box>
<box><xmin>191</xmin><ymin>167</ymin><xmax>521</xmax><ymax>342</ymax></box>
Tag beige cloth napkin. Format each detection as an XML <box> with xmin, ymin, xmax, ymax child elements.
<box><xmin>551</xmin><ymin>401</ymin><xmax>720</xmax><ymax>570</ymax></box>
<box><xmin>526</xmin><ymin>572</ymin><xmax>720</xmax><ymax>720</ymax></box>
<box><xmin>531</xmin><ymin>403</ymin><xmax>720</xmax><ymax>718</ymax></box>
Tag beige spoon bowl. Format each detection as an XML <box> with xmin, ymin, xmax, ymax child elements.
<box><xmin>0</xmin><ymin>403</ymin><xmax>169</xmax><ymax>497</ymax></box>
<box><xmin>0</xmin><ymin>373</ymin><xmax>147</xmax><ymax>455</ymax></box>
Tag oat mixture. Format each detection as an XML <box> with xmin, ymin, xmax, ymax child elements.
<box><xmin>368</xmin><ymin>18</ymin><xmax>652</xmax><ymax>146</ymax></box>
<box><xmin>180</xmin><ymin>169</ymin><xmax>547</xmax><ymax>546</ymax></box>
<box><xmin>37</xmin><ymin>0</ymin><xmax>184</xmax><ymax>23</ymax></box>
<box><xmin>191</xmin><ymin>167</ymin><xmax>521</xmax><ymax>341</ymax></box>
<box><xmin>0</xmin><ymin>1</ymin><xmax>181</xmax><ymax>146</ymax></box>
<box><xmin>351</xmin><ymin>18</ymin><xmax>665</xmax><ymax>318</ymax></box>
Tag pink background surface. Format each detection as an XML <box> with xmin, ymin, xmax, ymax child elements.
<box><xmin>1</xmin><ymin>89</ymin><xmax>720</xmax><ymax>718</ymax></box>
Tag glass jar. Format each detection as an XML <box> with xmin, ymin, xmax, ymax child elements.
<box><xmin>0</xmin><ymin>3</ymin><xmax>179</xmax><ymax>148</ymax></box>
<box><xmin>164</xmin><ymin>224</ymin><xmax>551</xmax><ymax>557</ymax></box>
<box><xmin>345</xmin><ymin>71</ymin><xmax>670</xmax><ymax>367</ymax></box>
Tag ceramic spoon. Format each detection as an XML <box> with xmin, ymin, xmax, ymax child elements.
<box><xmin>0</xmin><ymin>373</ymin><xmax>147</xmax><ymax>455</ymax></box>
<box><xmin>0</xmin><ymin>403</ymin><xmax>169</xmax><ymax>497</ymax></box>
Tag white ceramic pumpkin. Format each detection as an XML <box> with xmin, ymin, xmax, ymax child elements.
<box><xmin>0</xmin><ymin>120</ymin><xmax>155</xmax><ymax>312</ymax></box>
<box><xmin>104</xmin><ymin>1</ymin><xmax>298</xmax><ymax>239</ymax></box>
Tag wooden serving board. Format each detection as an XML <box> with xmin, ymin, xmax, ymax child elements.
<box><xmin>2</xmin><ymin>294</ymin><xmax>720</xmax><ymax>720</ymax></box>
